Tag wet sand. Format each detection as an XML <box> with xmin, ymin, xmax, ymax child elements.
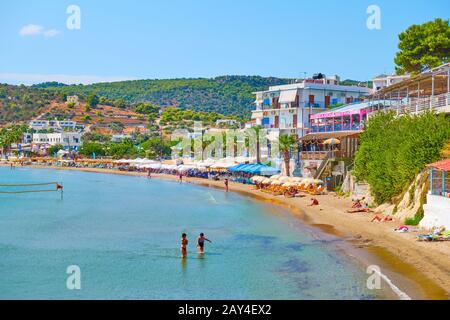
<box><xmin>3</xmin><ymin>164</ymin><xmax>449</xmax><ymax>300</ymax></box>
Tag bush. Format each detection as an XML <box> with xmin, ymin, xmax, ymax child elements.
<box><xmin>354</xmin><ymin>111</ymin><xmax>450</xmax><ymax>204</ymax></box>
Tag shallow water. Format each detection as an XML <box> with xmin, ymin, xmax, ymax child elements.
<box><xmin>0</xmin><ymin>167</ymin><xmax>383</xmax><ymax>299</ymax></box>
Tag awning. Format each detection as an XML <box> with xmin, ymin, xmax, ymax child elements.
<box><xmin>228</xmin><ymin>163</ymin><xmax>281</xmax><ymax>176</ymax></box>
<box><xmin>278</xmin><ymin>90</ymin><xmax>298</xmax><ymax>104</ymax></box>
<box><xmin>427</xmin><ymin>159</ymin><xmax>450</xmax><ymax>171</ymax></box>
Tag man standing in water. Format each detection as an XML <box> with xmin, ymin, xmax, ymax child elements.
<box><xmin>197</xmin><ymin>233</ymin><xmax>212</xmax><ymax>254</ymax></box>
<box><xmin>224</xmin><ymin>178</ymin><xmax>229</xmax><ymax>192</ymax></box>
<box><xmin>181</xmin><ymin>233</ymin><xmax>188</xmax><ymax>258</ymax></box>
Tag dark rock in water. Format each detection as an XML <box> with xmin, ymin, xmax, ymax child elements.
<box><xmin>279</xmin><ymin>258</ymin><xmax>309</xmax><ymax>273</ymax></box>
<box><xmin>285</xmin><ymin>243</ymin><xmax>304</xmax><ymax>251</ymax></box>
<box><xmin>233</xmin><ymin>234</ymin><xmax>276</xmax><ymax>248</ymax></box>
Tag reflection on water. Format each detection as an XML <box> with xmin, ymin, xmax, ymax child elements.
<box><xmin>0</xmin><ymin>168</ymin><xmax>383</xmax><ymax>299</ymax></box>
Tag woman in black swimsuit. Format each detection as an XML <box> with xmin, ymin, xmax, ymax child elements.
<box><xmin>197</xmin><ymin>233</ymin><xmax>212</xmax><ymax>253</ymax></box>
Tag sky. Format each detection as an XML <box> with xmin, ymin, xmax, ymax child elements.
<box><xmin>0</xmin><ymin>0</ymin><xmax>449</xmax><ymax>85</ymax></box>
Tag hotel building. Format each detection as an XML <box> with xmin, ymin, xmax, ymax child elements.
<box><xmin>251</xmin><ymin>74</ymin><xmax>370</xmax><ymax>138</ymax></box>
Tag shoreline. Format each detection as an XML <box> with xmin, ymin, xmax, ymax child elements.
<box><xmin>2</xmin><ymin>164</ymin><xmax>449</xmax><ymax>300</ymax></box>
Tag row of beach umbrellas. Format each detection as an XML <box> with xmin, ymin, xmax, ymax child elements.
<box><xmin>250</xmin><ymin>175</ymin><xmax>324</xmax><ymax>187</ymax></box>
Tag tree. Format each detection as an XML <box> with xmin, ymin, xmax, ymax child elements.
<box><xmin>250</xmin><ymin>125</ymin><xmax>263</xmax><ymax>163</ymax></box>
<box><xmin>278</xmin><ymin>134</ymin><xmax>297</xmax><ymax>177</ymax></box>
<box><xmin>0</xmin><ymin>124</ymin><xmax>27</xmax><ymax>156</ymax></box>
<box><xmin>86</xmin><ymin>93</ymin><xmax>99</xmax><ymax>108</ymax></box>
<box><xmin>114</xmin><ymin>98</ymin><xmax>126</xmax><ymax>109</ymax></box>
<box><xmin>141</xmin><ymin>137</ymin><xmax>172</xmax><ymax>159</ymax></box>
<box><xmin>47</xmin><ymin>144</ymin><xmax>64</xmax><ymax>156</ymax></box>
<box><xmin>395</xmin><ymin>18</ymin><xmax>450</xmax><ymax>75</ymax></box>
<box><xmin>79</xmin><ymin>142</ymin><xmax>106</xmax><ymax>157</ymax></box>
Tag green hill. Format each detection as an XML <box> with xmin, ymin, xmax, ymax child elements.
<box><xmin>39</xmin><ymin>76</ymin><xmax>290</xmax><ymax>118</ymax></box>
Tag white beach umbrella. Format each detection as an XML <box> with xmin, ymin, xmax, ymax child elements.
<box><xmin>278</xmin><ymin>176</ymin><xmax>290</xmax><ymax>183</ymax></box>
<box><xmin>271</xmin><ymin>180</ymin><xmax>283</xmax><ymax>185</ymax></box>
<box><xmin>261</xmin><ymin>178</ymin><xmax>272</xmax><ymax>184</ymax></box>
<box><xmin>270</xmin><ymin>174</ymin><xmax>282</xmax><ymax>180</ymax></box>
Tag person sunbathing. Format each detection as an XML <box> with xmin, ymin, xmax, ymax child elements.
<box><xmin>347</xmin><ymin>207</ymin><xmax>371</xmax><ymax>213</ymax></box>
<box><xmin>284</xmin><ymin>188</ymin><xmax>296</xmax><ymax>198</ymax></box>
<box><xmin>352</xmin><ymin>199</ymin><xmax>362</xmax><ymax>208</ymax></box>
<box><xmin>371</xmin><ymin>214</ymin><xmax>394</xmax><ymax>222</ymax></box>
<box><xmin>308</xmin><ymin>198</ymin><xmax>319</xmax><ymax>206</ymax></box>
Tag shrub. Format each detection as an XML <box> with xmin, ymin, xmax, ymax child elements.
<box><xmin>354</xmin><ymin>111</ymin><xmax>450</xmax><ymax>204</ymax></box>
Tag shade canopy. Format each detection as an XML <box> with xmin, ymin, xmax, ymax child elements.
<box><xmin>228</xmin><ymin>163</ymin><xmax>281</xmax><ymax>176</ymax></box>
<box><xmin>278</xmin><ymin>89</ymin><xmax>298</xmax><ymax>104</ymax></box>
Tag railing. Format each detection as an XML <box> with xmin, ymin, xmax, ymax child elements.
<box><xmin>300</xmin><ymin>151</ymin><xmax>332</xmax><ymax>160</ymax></box>
<box><xmin>372</xmin><ymin>93</ymin><xmax>450</xmax><ymax>116</ymax></box>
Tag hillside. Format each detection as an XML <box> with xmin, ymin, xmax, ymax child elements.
<box><xmin>0</xmin><ymin>84</ymin><xmax>61</xmax><ymax>124</ymax></box>
<box><xmin>37</xmin><ymin>76</ymin><xmax>290</xmax><ymax>118</ymax></box>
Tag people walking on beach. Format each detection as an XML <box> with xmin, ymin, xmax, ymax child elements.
<box><xmin>197</xmin><ymin>233</ymin><xmax>212</xmax><ymax>254</ymax></box>
<box><xmin>181</xmin><ymin>233</ymin><xmax>188</xmax><ymax>258</ymax></box>
<box><xmin>224</xmin><ymin>178</ymin><xmax>229</xmax><ymax>192</ymax></box>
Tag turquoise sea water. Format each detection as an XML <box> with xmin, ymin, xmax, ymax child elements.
<box><xmin>0</xmin><ymin>167</ymin><xmax>381</xmax><ymax>299</ymax></box>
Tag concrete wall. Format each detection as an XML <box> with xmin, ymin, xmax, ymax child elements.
<box><xmin>420</xmin><ymin>194</ymin><xmax>450</xmax><ymax>230</ymax></box>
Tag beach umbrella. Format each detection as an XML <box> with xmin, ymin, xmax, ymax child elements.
<box><xmin>323</xmin><ymin>138</ymin><xmax>340</xmax><ymax>145</ymax></box>
<box><xmin>270</xmin><ymin>174</ymin><xmax>282</xmax><ymax>180</ymax></box>
<box><xmin>278</xmin><ymin>176</ymin><xmax>290</xmax><ymax>183</ymax></box>
<box><xmin>261</xmin><ymin>178</ymin><xmax>272</xmax><ymax>184</ymax></box>
<box><xmin>282</xmin><ymin>182</ymin><xmax>297</xmax><ymax>187</ymax></box>
<box><xmin>250</xmin><ymin>176</ymin><xmax>263</xmax><ymax>182</ymax></box>
<box><xmin>288</xmin><ymin>177</ymin><xmax>303</xmax><ymax>182</ymax></box>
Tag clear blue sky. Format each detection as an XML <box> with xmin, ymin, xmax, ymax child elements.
<box><xmin>0</xmin><ymin>0</ymin><xmax>448</xmax><ymax>84</ymax></box>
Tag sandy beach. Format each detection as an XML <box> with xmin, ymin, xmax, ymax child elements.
<box><xmin>3</xmin><ymin>164</ymin><xmax>449</xmax><ymax>300</ymax></box>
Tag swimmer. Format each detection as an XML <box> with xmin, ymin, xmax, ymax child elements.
<box><xmin>181</xmin><ymin>233</ymin><xmax>188</xmax><ymax>258</ymax></box>
<box><xmin>197</xmin><ymin>233</ymin><xmax>212</xmax><ymax>254</ymax></box>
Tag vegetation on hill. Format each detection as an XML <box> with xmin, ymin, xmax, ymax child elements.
<box><xmin>159</xmin><ymin>107</ymin><xmax>238</xmax><ymax>127</ymax></box>
<box><xmin>354</xmin><ymin>111</ymin><xmax>450</xmax><ymax>204</ymax></box>
<box><xmin>38</xmin><ymin>76</ymin><xmax>290</xmax><ymax>118</ymax></box>
<box><xmin>0</xmin><ymin>84</ymin><xmax>61</xmax><ymax>124</ymax></box>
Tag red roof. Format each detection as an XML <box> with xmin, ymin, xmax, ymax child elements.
<box><xmin>427</xmin><ymin>159</ymin><xmax>450</xmax><ymax>171</ymax></box>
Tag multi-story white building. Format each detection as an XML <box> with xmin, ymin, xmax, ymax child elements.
<box><xmin>372</xmin><ymin>74</ymin><xmax>410</xmax><ymax>92</ymax></box>
<box><xmin>29</xmin><ymin>119</ymin><xmax>79</xmax><ymax>132</ymax></box>
<box><xmin>32</xmin><ymin>132</ymin><xmax>82</xmax><ymax>152</ymax></box>
<box><xmin>251</xmin><ymin>75</ymin><xmax>370</xmax><ymax>137</ymax></box>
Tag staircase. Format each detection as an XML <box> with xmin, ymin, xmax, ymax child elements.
<box><xmin>314</xmin><ymin>152</ymin><xmax>333</xmax><ymax>179</ymax></box>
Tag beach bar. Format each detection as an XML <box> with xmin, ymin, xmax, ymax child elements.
<box><xmin>420</xmin><ymin>159</ymin><xmax>450</xmax><ymax>230</ymax></box>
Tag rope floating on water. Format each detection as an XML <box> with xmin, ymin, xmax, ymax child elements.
<box><xmin>0</xmin><ymin>182</ymin><xmax>63</xmax><ymax>198</ymax></box>
<box><xmin>0</xmin><ymin>182</ymin><xmax>60</xmax><ymax>187</ymax></box>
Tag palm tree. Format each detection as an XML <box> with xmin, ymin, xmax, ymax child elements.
<box><xmin>250</xmin><ymin>125</ymin><xmax>263</xmax><ymax>163</ymax></box>
<box><xmin>278</xmin><ymin>134</ymin><xmax>297</xmax><ymax>176</ymax></box>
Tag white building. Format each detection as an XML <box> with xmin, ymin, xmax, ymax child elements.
<box><xmin>215</xmin><ymin>119</ymin><xmax>239</xmax><ymax>127</ymax></box>
<box><xmin>111</xmin><ymin>134</ymin><xmax>133</xmax><ymax>143</ymax></box>
<box><xmin>32</xmin><ymin>132</ymin><xmax>82</xmax><ymax>151</ymax></box>
<box><xmin>372</xmin><ymin>74</ymin><xmax>410</xmax><ymax>92</ymax></box>
<box><xmin>29</xmin><ymin>119</ymin><xmax>78</xmax><ymax>132</ymax></box>
<box><xmin>251</xmin><ymin>75</ymin><xmax>370</xmax><ymax>137</ymax></box>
